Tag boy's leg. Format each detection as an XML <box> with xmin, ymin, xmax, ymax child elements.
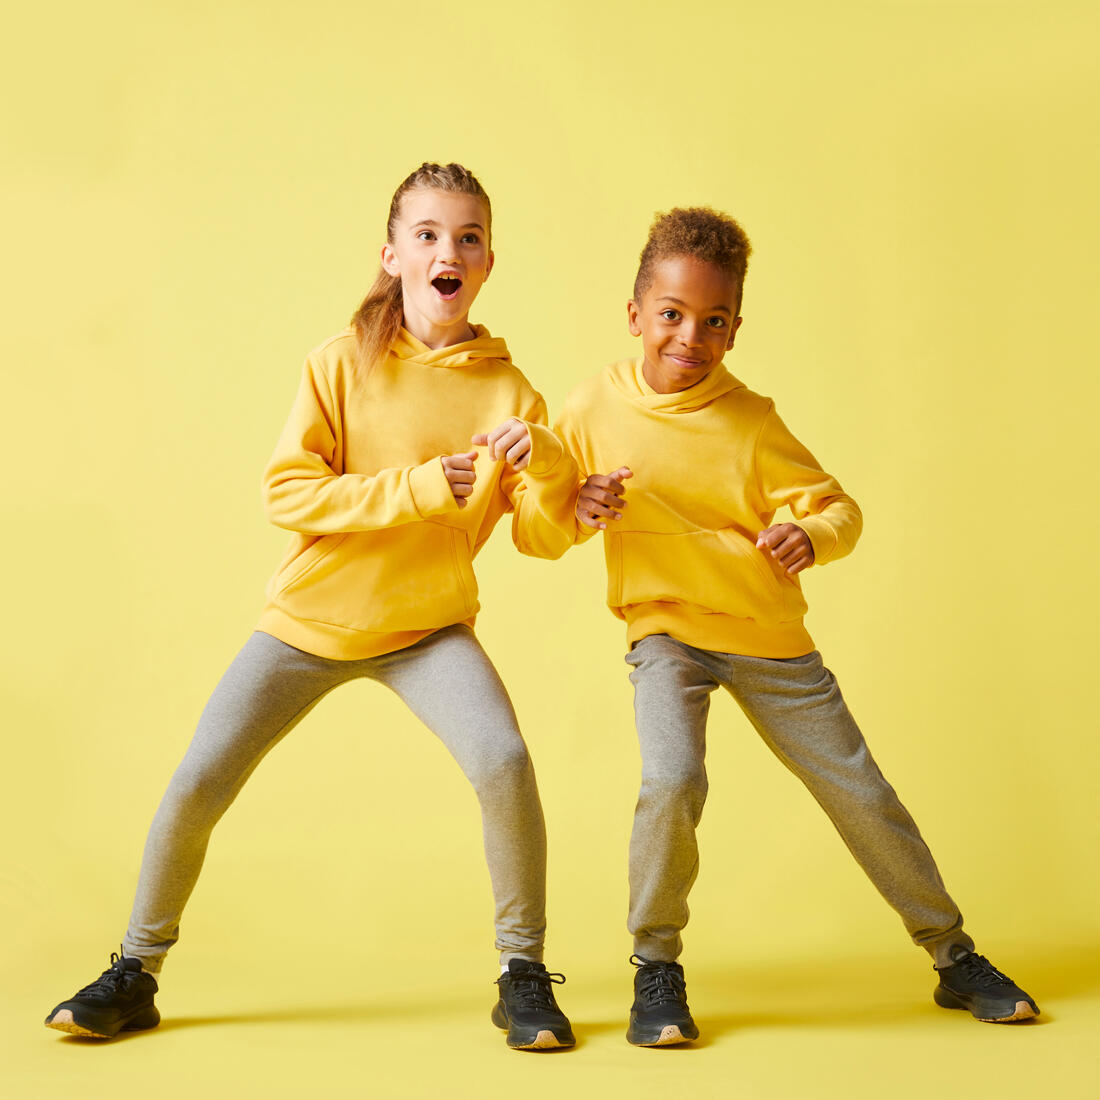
<box><xmin>722</xmin><ymin>649</ymin><xmax>973</xmax><ymax>966</ymax></box>
<box><xmin>122</xmin><ymin>631</ymin><xmax>356</xmax><ymax>972</ymax></box>
<box><xmin>371</xmin><ymin>625</ymin><xmax>548</xmax><ymax>964</ymax></box>
<box><xmin>625</xmin><ymin>634</ymin><xmax>720</xmax><ymax>962</ymax></box>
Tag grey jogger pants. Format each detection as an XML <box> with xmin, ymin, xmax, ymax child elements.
<box><xmin>625</xmin><ymin>633</ymin><xmax>973</xmax><ymax>967</ymax></box>
<box><xmin>122</xmin><ymin>626</ymin><xmax>547</xmax><ymax>970</ymax></box>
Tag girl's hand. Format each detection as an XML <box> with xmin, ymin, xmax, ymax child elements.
<box><xmin>441</xmin><ymin>450</ymin><xmax>478</xmax><ymax>508</ymax></box>
<box><xmin>756</xmin><ymin>523</ymin><xmax>814</xmax><ymax>575</ymax></box>
<box><xmin>577</xmin><ymin>467</ymin><xmax>633</xmax><ymax>529</ymax></box>
<box><xmin>472</xmin><ymin>419</ymin><xmax>531</xmax><ymax>470</ymax></box>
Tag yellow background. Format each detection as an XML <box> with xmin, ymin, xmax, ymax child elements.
<box><xmin>3</xmin><ymin>1</ymin><xmax>1098</xmax><ymax>1097</ymax></box>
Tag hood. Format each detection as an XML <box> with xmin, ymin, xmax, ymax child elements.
<box><xmin>391</xmin><ymin>324</ymin><xmax>511</xmax><ymax>368</ymax></box>
<box><xmin>606</xmin><ymin>358</ymin><xmax>743</xmax><ymax>413</ymax></box>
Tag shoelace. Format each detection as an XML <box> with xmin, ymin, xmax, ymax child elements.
<box><xmin>952</xmin><ymin>952</ymin><xmax>1014</xmax><ymax>989</ymax></box>
<box><xmin>496</xmin><ymin>968</ymin><xmax>566</xmax><ymax>1011</ymax></box>
<box><xmin>76</xmin><ymin>950</ymin><xmax>135</xmax><ymax>997</ymax></box>
<box><xmin>631</xmin><ymin>955</ymin><xmax>688</xmax><ymax>1008</ymax></box>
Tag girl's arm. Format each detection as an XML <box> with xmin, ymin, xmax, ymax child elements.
<box><xmin>262</xmin><ymin>355</ymin><xmax>457</xmax><ymax>534</ymax></box>
<box><xmin>483</xmin><ymin>395</ymin><xmax>586</xmax><ymax>560</ymax></box>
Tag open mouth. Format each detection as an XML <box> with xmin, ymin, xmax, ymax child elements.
<box><xmin>431</xmin><ymin>274</ymin><xmax>463</xmax><ymax>301</ymax></box>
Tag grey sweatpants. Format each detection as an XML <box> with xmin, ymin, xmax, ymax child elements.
<box><xmin>122</xmin><ymin>627</ymin><xmax>547</xmax><ymax>971</ymax></box>
<box><xmin>625</xmin><ymin>633</ymin><xmax>974</xmax><ymax>968</ymax></box>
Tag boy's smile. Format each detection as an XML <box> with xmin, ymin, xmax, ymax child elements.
<box><xmin>381</xmin><ymin>189</ymin><xmax>494</xmax><ymax>349</ymax></box>
<box><xmin>628</xmin><ymin>255</ymin><xmax>743</xmax><ymax>394</ymax></box>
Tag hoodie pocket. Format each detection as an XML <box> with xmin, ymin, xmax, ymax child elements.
<box><xmin>270</xmin><ymin>523</ymin><xmax>478</xmax><ymax>631</ymax></box>
<box><xmin>607</xmin><ymin>526</ymin><xmax>806</xmax><ymax>625</ymax></box>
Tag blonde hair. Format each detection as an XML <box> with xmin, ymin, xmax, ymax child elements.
<box><xmin>351</xmin><ymin>162</ymin><xmax>491</xmax><ymax>371</ymax></box>
<box><xmin>634</xmin><ymin>207</ymin><xmax>752</xmax><ymax>311</ymax></box>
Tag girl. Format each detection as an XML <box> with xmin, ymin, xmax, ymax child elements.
<box><xmin>44</xmin><ymin>163</ymin><xmax>577</xmax><ymax>1051</ymax></box>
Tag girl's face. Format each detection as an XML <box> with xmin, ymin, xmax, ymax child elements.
<box><xmin>381</xmin><ymin>188</ymin><xmax>494</xmax><ymax>349</ymax></box>
<box><xmin>627</xmin><ymin>255</ymin><xmax>743</xmax><ymax>394</ymax></box>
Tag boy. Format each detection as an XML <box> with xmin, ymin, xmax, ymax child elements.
<box><xmin>554</xmin><ymin>208</ymin><xmax>1038</xmax><ymax>1046</ymax></box>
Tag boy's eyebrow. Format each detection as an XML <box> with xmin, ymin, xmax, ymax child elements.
<box><xmin>410</xmin><ymin>219</ymin><xmax>486</xmax><ymax>231</ymax></box>
<box><xmin>655</xmin><ymin>295</ymin><xmax>732</xmax><ymax>314</ymax></box>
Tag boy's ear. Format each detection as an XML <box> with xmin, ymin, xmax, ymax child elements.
<box><xmin>380</xmin><ymin>243</ymin><xmax>400</xmax><ymax>278</ymax></box>
<box><xmin>627</xmin><ymin>298</ymin><xmax>642</xmax><ymax>336</ymax></box>
<box><xmin>726</xmin><ymin>315</ymin><xmax>744</xmax><ymax>350</ymax></box>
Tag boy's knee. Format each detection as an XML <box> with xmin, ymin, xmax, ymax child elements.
<box><xmin>639</xmin><ymin>765</ymin><xmax>709</xmax><ymax>810</ymax></box>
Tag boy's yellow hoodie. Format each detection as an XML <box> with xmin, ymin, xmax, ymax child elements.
<box><xmin>556</xmin><ymin>359</ymin><xmax>862</xmax><ymax>658</ymax></box>
<box><xmin>257</xmin><ymin>326</ymin><xmax>577</xmax><ymax>660</ymax></box>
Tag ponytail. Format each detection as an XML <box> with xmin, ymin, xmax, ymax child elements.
<box><xmin>351</xmin><ymin>269</ymin><xmax>403</xmax><ymax>375</ymax></box>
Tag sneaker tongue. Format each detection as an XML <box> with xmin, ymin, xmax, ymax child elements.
<box><xmin>117</xmin><ymin>956</ymin><xmax>145</xmax><ymax>973</ymax></box>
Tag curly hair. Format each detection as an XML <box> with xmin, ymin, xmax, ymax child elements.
<box><xmin>633</xmin><ymin>207</ymin><xmax>752</xmax><ymax>309</ymax></box>
<box><xmin>351</xmin><ymin>162</ymin><xmax>491</xmax><ymax>372</ymax></box>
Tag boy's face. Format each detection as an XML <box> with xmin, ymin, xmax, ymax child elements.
<box><xmin>627</xmin><ymin>255</ymin><xmax>742</xmax><ymax>394</ymax></box>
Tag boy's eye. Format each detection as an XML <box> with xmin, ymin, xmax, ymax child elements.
<box><xmin>660</xmin><ymin>309</ymin><xmax>681</xmax><ymax>321</ymax></box>
<box><xmin>706</xmin><ymin>316</ymin><xmax>727</xmax><ymax>328</ymax></box>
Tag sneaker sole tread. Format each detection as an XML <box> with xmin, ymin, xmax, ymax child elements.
<box><xmin>935</xmin><ymin>986</ymin><xmax>1039</xmax><ymax>1022</ymax></box>
<box><xmin>45</xmin><ymin>1010</ymin><xmax>113</xmax><ymax>1039</ymax></box>
<box><xmin>630</xmin><ymin>1023</ymin><xmax>696</xmax><ymax>1047</ymax></box>
<box><xmin>510</xmin><ymin>1029</ymin><xmax>574</xmax><ymax>1049</ymax></box>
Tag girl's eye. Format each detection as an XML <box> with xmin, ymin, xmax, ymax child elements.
<box><xmin>660</xmin><ymin>310</ymin><xmax>681</xmax><ymax>321</ymax></box>
<box><xmin>461</xmin><ymin>233</ymin><xmax>480</xmax><ymax>245</ymax></box>
<box><xmin>417</xmin><ymin>231</ymin><xmax>436</xmax><ymax>241</ymax></box>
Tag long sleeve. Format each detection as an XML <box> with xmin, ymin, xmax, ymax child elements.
<box><xmin>262</xmin><ymin>355</ymin><xmax>456</xmax><ymax>534</ymax></box>
<box><xmin>501</xmin><ymin>395</ymin><xmax>585</xmax><ymax>560</ymax></box>
<box><xmin>754</xmin><ymin>402</ymin><xmax>863</xmax><ymax>566</ymax></box>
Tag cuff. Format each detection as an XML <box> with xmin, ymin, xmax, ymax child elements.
<box><xmin>409</xmin><ymin>457</ymin><xmax>458</xmax><ymax>518</ymax></box>
<box><xmin>520</xmin><ymin>421</ymin><xmax>565</xmax><ymax>477</ymax></box>
<box><xmin>793</xmin><ymin>516</ymin><xmax>839</xmax><ymax>565</ymax></box>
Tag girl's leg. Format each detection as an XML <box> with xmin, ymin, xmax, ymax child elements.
<box><xmin>371</xmin><ymin>625</ymin><xmax>547</xmax><ymax>963</ymax></box>
<box><xmin>722</xmin><ymin>650</ymin><xmax>974</xmax><ymax>966</ymax></box>
<box><xmin>122</xmin><ymin>632</ymin><xmax>356</xmax><ymax>972</ymax></box>
<box><xmin>624</xmin><ymin>634</ymin><xmax>719</xmax><ymax>962</ymax></box>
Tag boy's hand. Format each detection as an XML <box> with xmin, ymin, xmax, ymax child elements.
<box><xmin>472</xmin><ymin>419</ymin><xmax>531</xmax><ymax>470</ymax></box>
<box><xmin>577</xmin><ymin>467</ymin><xmax>633</xmax><ymax>529</ymax></box>
<box><xmin>441</xmin><ymin>450</ymin><xmax>478</xmax><ymax>508</ymax></box>
<box><xmin>756</xmin><ymin>523</ymin><xmax>814</xmax><ymax>575</ymax></box>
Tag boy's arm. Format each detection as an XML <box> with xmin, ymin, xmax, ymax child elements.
<box><xmin>755</xmin><ymin>402</ymin><xmax>863</xmax><ymax>567</ymax></box>
<box><xmin>263</xmin><ymin>355</ymin><xmax>457</xmax><ymax>534</ymax></box>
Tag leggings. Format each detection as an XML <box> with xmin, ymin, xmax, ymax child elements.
<box><xmin>122</xmin><ymin>626</ymin><xmax>547</xmax><ymax>970</ymax></box>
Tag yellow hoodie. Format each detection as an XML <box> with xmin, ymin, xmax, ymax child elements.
<box><xmin>556</xmin><ymin>359</ymin><xmax>863</xmax><ymax>658</ymax></box>
<box><xmin>257</xmin><ymin>326</ymin><xmax>578</xmax><ymax>660</ymax></box>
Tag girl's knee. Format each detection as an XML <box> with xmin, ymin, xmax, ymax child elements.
<box><xmin>465</xmin><ymin>735</ymin><xmax>533</xmax><ymax>792</ymax></box>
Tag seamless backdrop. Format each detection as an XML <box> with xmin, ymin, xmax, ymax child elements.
<box><xmin>3</xmin><ymin>2</ymin><xmax>1099</xmax><ymax>1098</ymax></box>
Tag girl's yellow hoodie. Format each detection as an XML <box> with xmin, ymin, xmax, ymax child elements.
<box><xmin>257</xmin><ymin>326</ymin><xmax>578</xmax><ymax>660</ymax></box>
<box><xmin>555</xmin><ymin>359</ymin><xmax>863</xmax><ymax>658</ymax></box>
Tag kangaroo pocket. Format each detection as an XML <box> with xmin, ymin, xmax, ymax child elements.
<box><xmin>268</xmin><ymin>523</ymin><xmax>478</xmax><ymax>632</ymax></box>
<box><xmin>607</xmin><ymin>527</ymin><xmax>807</xmax><ymax>626</ymax></box>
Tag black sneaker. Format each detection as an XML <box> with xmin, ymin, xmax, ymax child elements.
<box><xmin>933</xmin><ymin>946</ymin><xmax>1039</xmax><ymax>1022</ymax></box>
<box><xmin>626</xmin><ymin>954</ymin><xmax>699</xmax><ymax>1046</ymax></box>
<box><xmin>491</xmin><ymin>959</ymin><xmax>575</xmax><ymax>1049</ymax></box>
<box><xmin>45</xmin><ymin>951</ymin><xmax>160</xmax><ymax>1039</ymax></box>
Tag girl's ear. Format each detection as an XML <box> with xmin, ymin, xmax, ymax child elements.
<box><xmin>380</xmin><ymin>243</ymin><xmax>400</xmax><ymax>278</ymax></box>
<box><xmin>484</xmin><ymin>249</ymin><xmax>495</xmax><ymax>281</ymax></box>
<box><xmin>627</xmin><ymin>299</ymin><xmax>642</xmax><ymax>336</ymax></box>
